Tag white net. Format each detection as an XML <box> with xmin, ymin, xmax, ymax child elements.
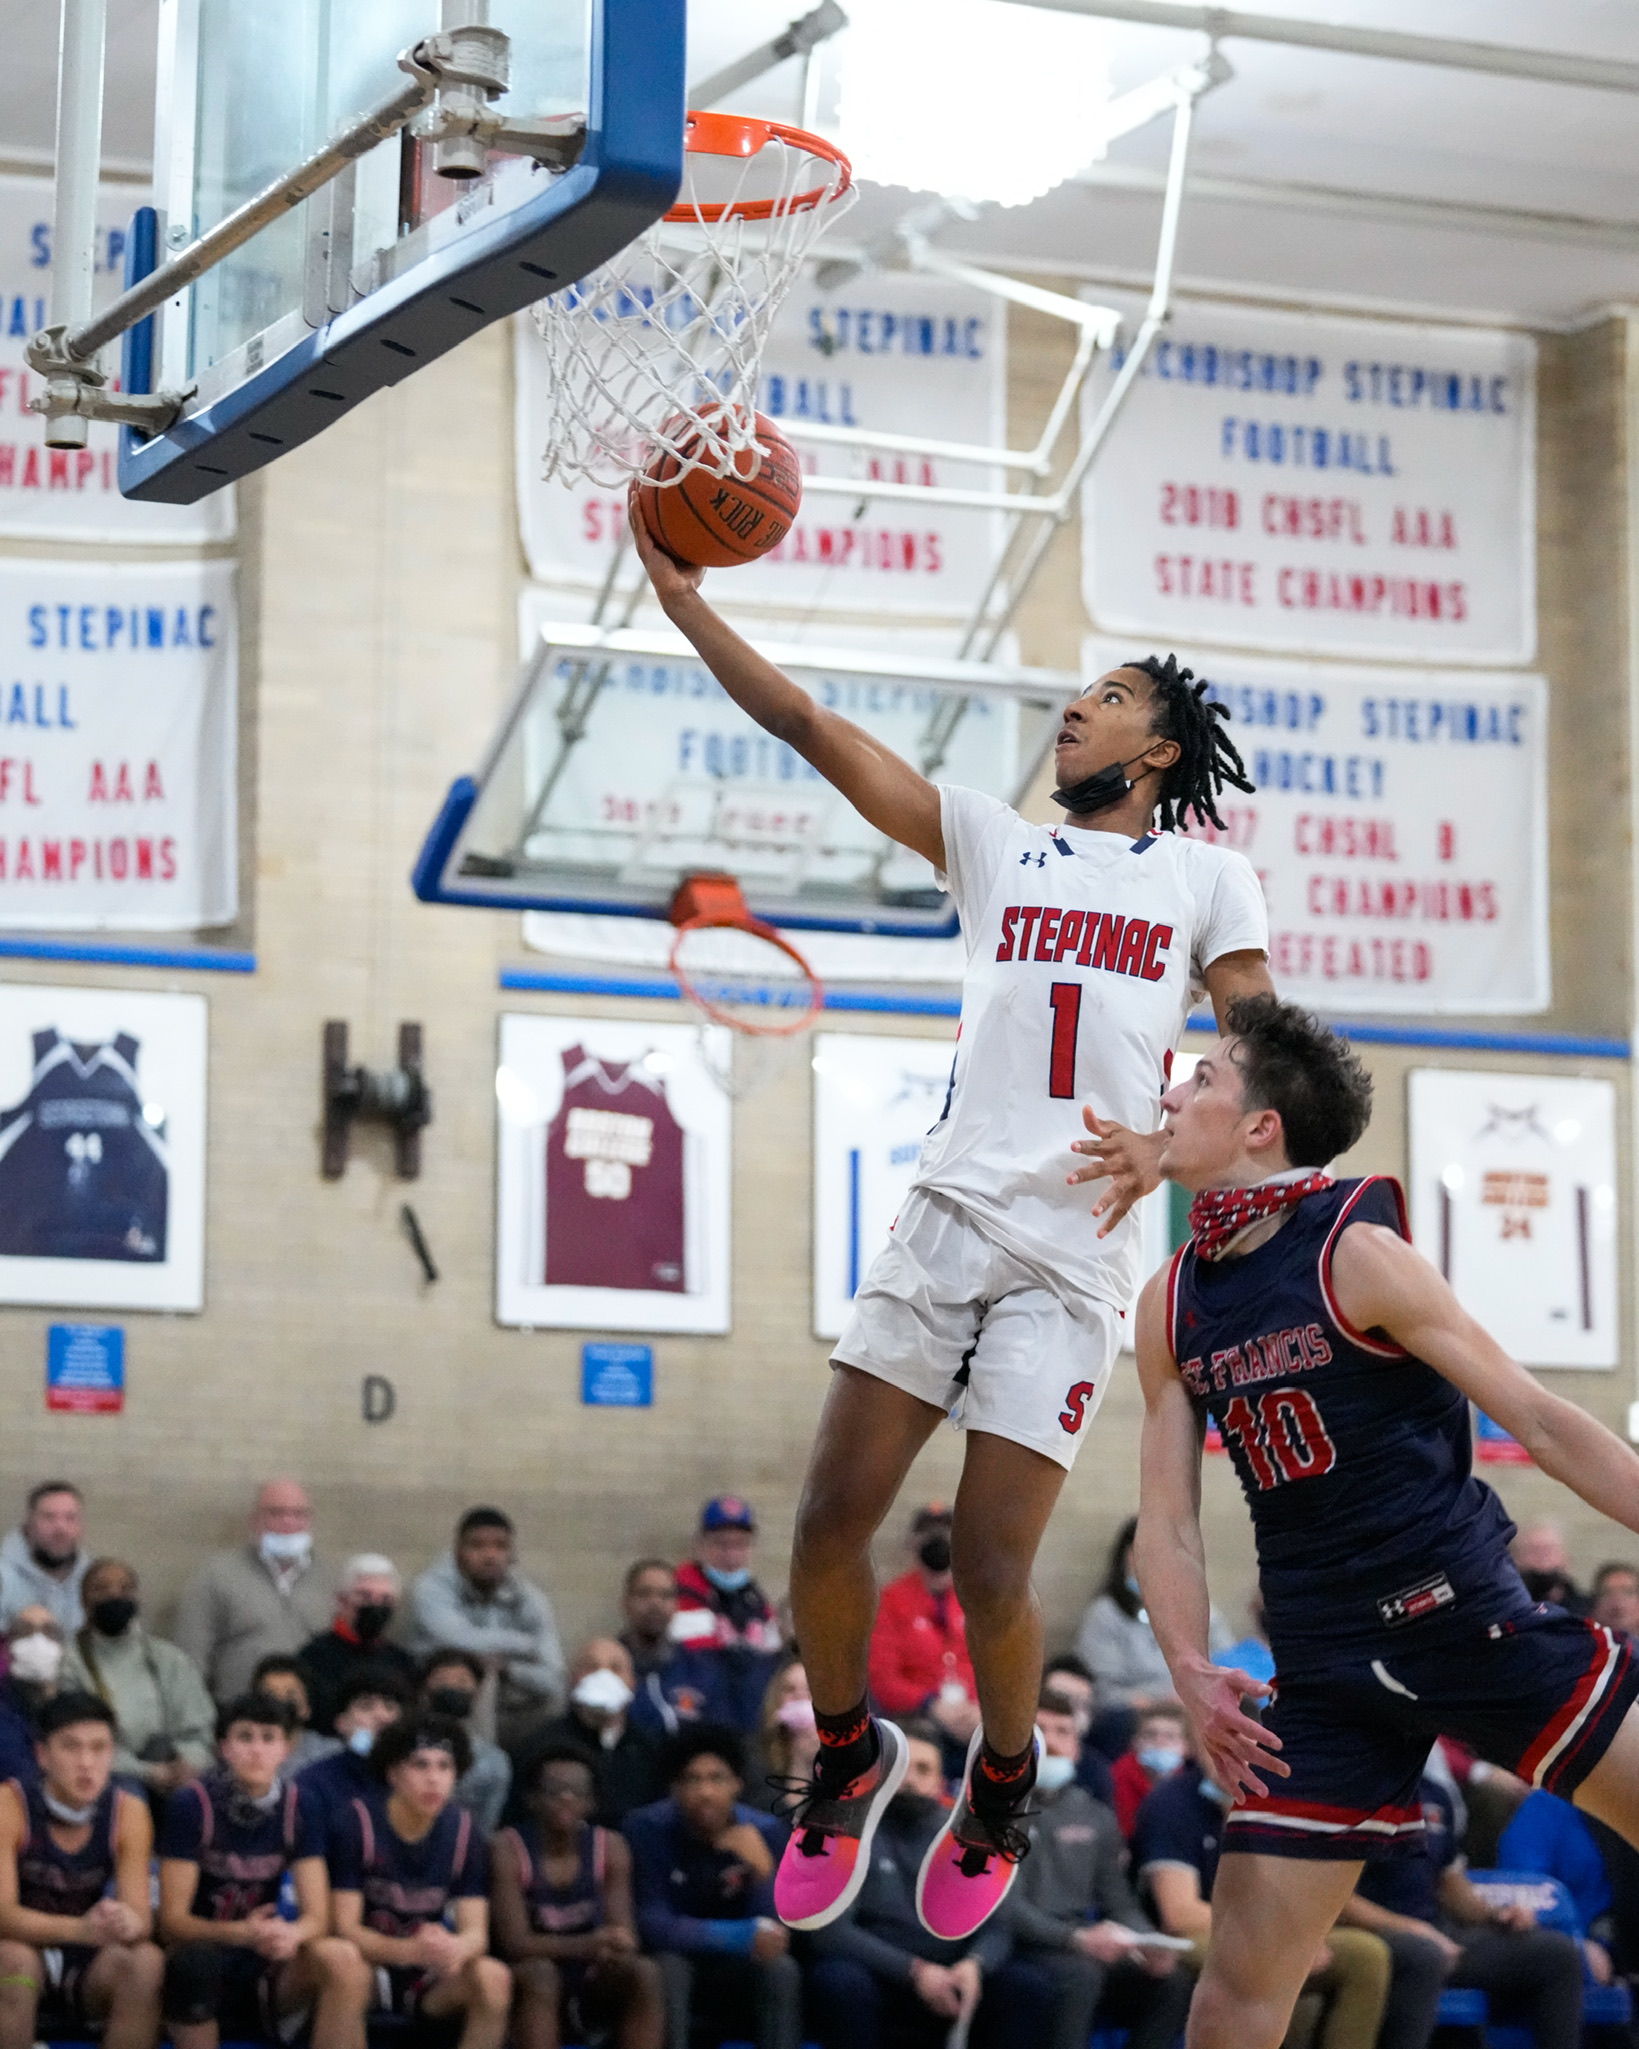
<box><xmin>532</xmin><ymin>116</ymin><xmax>854</xmax><ymax>489</ymax></box>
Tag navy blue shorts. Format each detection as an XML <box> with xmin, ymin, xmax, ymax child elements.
<box><xmin>1224</xmin><ymin>1606</ymin><xmax>1639</xmax><ymax>1862</ymax></box>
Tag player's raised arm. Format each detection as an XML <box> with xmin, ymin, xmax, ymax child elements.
<box><xmin>1202</xmin><ymin>947</ymin><xmax>1275</xmax><ymax>1026</ymax></box>
<box><xmin>1330</xmin><ymin>1223</ymin><xmax>1639</xmax><ymax>1534</ymax></box>
<box><xmin>629</xmin><ymin>500</ymin><xmax>944</xmax><ymax>869</ymax></box>
<box><xmin>1132</xmin><ymin>1269</ymin><xmax>1287</xmax><ymax>1797</ymax></box>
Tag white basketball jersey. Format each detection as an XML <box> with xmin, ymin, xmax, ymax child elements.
<box><xmin>913</xmin><ymin>786</ymin><xmax>1268</xmax><ymax>1312</ymax></box>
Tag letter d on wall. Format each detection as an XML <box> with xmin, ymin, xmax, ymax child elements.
<box><xmin>362</xmin><ymin>1374</ymin><xmax>396</xmax><ymax>1424</ymax></box>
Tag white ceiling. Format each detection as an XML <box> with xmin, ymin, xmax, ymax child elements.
<box><xmin>6</xmin><ymin>0</ymin><xmax>1639</xmax><ymax>326</ymax></box>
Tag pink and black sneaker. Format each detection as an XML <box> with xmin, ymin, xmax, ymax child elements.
<box><xmin>914</xmin><ymin>1727</ymin><xmax>1039</xmax><ymax>1941</ymax></box>
<box><xmin>772</xmin><ymin>1717</ymin><xmax>909</xmax><ymax>1931</ymax></box>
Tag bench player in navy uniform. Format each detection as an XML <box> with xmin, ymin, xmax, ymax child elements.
<box><xmin>491</xmin><ymin>1743</ymin><xmax>662</xmax><ymax>2049</ymax></box>
<box><xmin>1132</xmin><ymin>993</ymin><xmax>1639</xmax><ymax>2049</ymax></box>
<box><xmin>0</xmin><ymin>1691</ymin><xmax>162</xmax><ymax>2049</ymax></box>
<box><xmin>329</xmin><ymin>1713</ymin><xmax>511</xmax><ymax>2048</ymax></box>
<box><xmin>158</xmin><ymin>1691</ymin><xmax>371</xmax><ymax>2049</ymax></box>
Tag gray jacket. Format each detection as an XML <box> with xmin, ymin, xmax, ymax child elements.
<box><xmin>454</xmin><ymin>1735</ymin><xmax>512</xmax><ymax>1833</ymax></box>
<box><xmin>1074</xmin><ymin>1595</ymin><xmax>1232</xmax><ymax>1709</ymax></box>
<box><xmin>0</xmin><ymin>1528</ymin><xmax>88</xmax><ymax>1633</ymax></box>
<box><xmin>1010</xmin><ymin>1783</ymin><xmax>1155</xmax><ymax>1951</ymax></box>
<box><xmin>410</xmin><ymin>1552</ymin><xmax>565</xmax><ymax>1711</ymax></box>
<box><xmin>173</xmin><ymin>1544</ymin><xmax>335</xmax><ymax>1703</ymax></box>
<box><xmin>62</xmin><ymin>1623</ymin><xmax>215</xmax><ymax>1783</ymax></box>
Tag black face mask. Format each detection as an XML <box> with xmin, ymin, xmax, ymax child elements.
<box><xmin>352</xmin><ymin>1603</ymin><xmax>394</xmax><ymax>1643</ymax></box>
<box><xmin>917</xmin><ymin>1534</ymin><xmax>952</xmax><ymax>1575</ymax></box>
<box><xmin>1051</xmin><ymin>750</ymin><xmax>1155</xmax><ymax>820</ymax></box>
<box><xmin>426</xmin><ymin>1686</ymin><xmax>474</xmax><ymax>1720</ymax></box>
<box><xmin>89</xmin><ymin>1597</ymin><xmax>137</xmax><ymax>1637</ymax></box>
<box><xmin>887</xmin><ymin>1790</ymin><xmax>942</xmax><ymax>1829</ymax></box>
<box><xmin>1519</xmin><ymin>1569</ymin><xmax>1563</xmax><ymax>1604</ymax></box>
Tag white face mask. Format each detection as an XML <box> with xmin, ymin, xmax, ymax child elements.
<box><xmin>1036</xmin><ymin>1752</ymin><xmax>1077</xmax><ymax>1794</ymax></box>
<box><xmin>571</xmin><ymin>1668</ymin><xmax>634</xmax><ymax>1717</ymax></box>
<box><xmin>9</xmin><ymin>1633</ymin><xmax>63</xmax><ymax>1685</ymax></box>
<box><xmin>346</xmin><ymin>1726</ymin><xmax>376</xmax><ymax>1757</ymax></box>
<box><xmin>259</xmin><ymin>1531</ymin><xmax>312</xmax><ymax>1565</ymax></box>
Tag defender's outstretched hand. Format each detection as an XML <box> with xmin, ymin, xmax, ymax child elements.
<box><xmin>1070</xmin><ymin>1110</ymin><xmax>1166</xmax><ymax>1235</ymax></box>
<box><xmin>1174</xmin><ymin>1656</ymin><xmax>1288</xmax><ymax>1801</ymax></box>
<box><xmin>628</xmin><ymin>487</ymin><xmax>705</xmax><ymax>603</ymax></box>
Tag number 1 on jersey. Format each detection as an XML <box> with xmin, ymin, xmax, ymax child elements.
<box><xmin>1048</xmin><ymin>983</ymin><xmax>1081</xmax><ymax>1099</ymax></box>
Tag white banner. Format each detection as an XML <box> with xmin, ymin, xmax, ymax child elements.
<box><xmin>0</xmin><ymin>177</ymin><xmax>234</xmax><ymax>544</ymax></box>
<box><xmin>1081</xmin><ymin>296</ymin><xmax>1535</xmax><ymax>664</ymax></box>
<box><xmin>0</xmin><ymin>559</ymin><xmax>238</xmax><ymax>930</ymax></box>
<box><xmin>515</xmin><ymin>272</ymin><xmax>1004</xmax><ymax>617</ymax></box>
<box><xmin>1085</xmin><ymin>642</ymin><xmax>1547</xmax><ymax>1015</ymax></box>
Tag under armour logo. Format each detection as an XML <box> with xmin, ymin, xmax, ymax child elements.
<box><xmin>1019</xmin><ymin>850</ymin><xmax>1046</xmax><ymax>868</ymax></box>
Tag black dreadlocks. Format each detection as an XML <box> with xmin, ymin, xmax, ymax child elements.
<box><xmin>1123</xmin><ymin>653</ymin><xmax>1254</xmax><ymax>833</ymax></box>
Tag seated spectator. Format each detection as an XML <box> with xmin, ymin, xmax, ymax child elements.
<box><xmin>999</xmin><ymin>1691</ymin><xmax>1191</xmax><ymax>2049</ymax></box>
<box><xmin>157</xmin><ymin>1690</ymin><xmax>370</xmax><ymax>2049</ymax></box>
<box><xmin>867</xmin><ymin>1505</ymin><xmax>980</xmax><ymax>1766</ymax></box>
<box><xmin>0</xmin><ymin>1481</ymin><xmax>89</xmax><ymax>1633</ymax></box>
<box><xmin>298</xmin><ymin>1555</ymin><xmax>419</xmax><ymax>1733</ymax></box>
<box><xmin>623</xmin><ymin>1724</ymin><xmax>797</xmax><ymax>2049</ymax></box>
<box><xmin>0</xmin><ymin>1691</ymin><xmax>162</xmax><ymax>2049</ymax></box>
<box><xmin>412</xmin><ymin>1507</ymin><xmax>566</xmax><ymax>1748</ymax></box>
<box><xmin>1340</xmin><ymin>1772</ymin><xmax>1585</xmax><ymax>2049</ymax></box>
<box><xmin>1496</xmin><ymin>1788</ymin><xmax>1615</xmax><ymax>1984</ymax></box>
<box><xmin>421</xmin><ymin>1648</ymin><xmax>512</xmax><ymax>1832</ymax></box>
<box><xmin>1039</xmin><ymin>1655</ymin><xmax>1116</xmax><ymax>1808</ymax></box>
<box><xmin>514</xmin><ymin>1641</ymin><xmax>662</xmax><ymax>1828</ymax></box>
<box><xmin>491</xmin><ymin>1743</ymin><xmax>663</xmax><ymax>2049</ymax></box>
<box><xmin>295</xmin><ymin>1665</ymin><xmax>410</xmax><ymax>1832</ymax></box>
<box><xmin>619</xmin><ymin>1559</ymin><xmax>677</xmax><ymax>1683</ymax></box>
<box><xmin>1075</xmin><ymin>1520</ymin><xmax>1231</xmax><ymax>1755</ymax></box>
<box><xmin>329</xmin><ymin>1714</ymin><xmax>511</xmax><ymax>2049</ymax></box>
<box><xmin>175</xmin><ymin>1480</ymin><xmax>333</xmax><ymax>1702</ymax></box>
<box><xmin>1591</xmin><ymin>1561</ymin><xmax>1639</xmax><ymax>1643</ymax></box>
<box><xmin>1109</xmin><ymin>1704</ymin><xmax>1189</xmax><ymax>1840</ymax></box>
<box><xmin>750</xmin><ymin>1660</ymin><xmax>818</xmax><ymax>1815</ymax></box>
<box><xmin>1133</xmin><ymin>1754</ymin><xmax>1392</xmax><ymax>2047</ymax></box>
<box><xmin>250</xmin><ymin>1654</ymin><xmax>340</xmax><ymax>1772</ymax></box>
<box><xmin>0</xmin><ymin>1606</ymin><xmax>65</xmax><ymax>1782</ymax></box>
<box><xmin>669</xmin><ymin>1498</ymin><xmax>784</xmax><ymax>1733</ymax></box>
<box><xmin>807</xmin><ymin>1718</ymin><xmax>1024</xmax><ymax>2049</ymax></box>
<box><xmin>620</xmin><ymin>1558</ymin><xmax>727</xmax><ymax>1735</ymax></box>
<box><xmin>1510</xmin><ymin>1521</ymin><xmax>1588</xmax><ymax>1615</ymax></box>
<box><xmin>65</xmin><ymin>1557</ymin><xmax>214</xmax><ymax>1802</ymax></box>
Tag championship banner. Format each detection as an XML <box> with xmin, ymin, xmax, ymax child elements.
<box><xmin>515</xmin><ymin>271</ymin><xmax>1004</xmax><ymax>616</ymax></box>
<box><xmin>0</xmin><ymin>558</ymin><xmax>238</xmax><ymax>930</ymax></box>
<box><xmin>1081</xmin><ymin>295</ymin><xmax>1535</xmax><ymax>664</ymax></box>
<box><xmin>1085</xmin><ymin>641</ymin><xmax>1547</xmax><ymax>1015</ymax></box>
<box><xmin>0</xmin><ymin>177</ymin><xmax>234</xmax><ymax>543</ymax></box>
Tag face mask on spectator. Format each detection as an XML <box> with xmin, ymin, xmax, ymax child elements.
<box><xmin>571</xmin><ymin>1668</ymin><xmax>634</xmax><ymax>1716</ymax></box>
<box><xmin>427</xmin><ymin>1686</ymin><xmax>474</xmax><ymax>1720</ymax></box>
<box><xmin>347</xmin><ymin>1725</ymin><xmax>376</xmax><ymax>1757</ymax></box>
<box><xmin>1198</xmin><ymin>1776</ymin><xmax>1229</xmax><ymax>1807</ymax></box>
<box><xmin>260</xmin><ymin>1531</ymin><xmax>312</xmax><ymax>1565</ymax></box>
<box><xmin>9</xmin><ymin>1634</ymin><xmax>63</xmax><ymax>1685</ymax></box>
<box><xmin>703</xmin><ymin>1564</ymin><xmax>752</xmax><ymax>1593</ymax></box>
<box><xmin>88</xmin><ymin>1597</ymin><xmax>137</xmax><ymax>1637</ymax></box>
<box><xmin>918</xmin><ymin>1534</ymin><xmax>953</xmax><ymax>1574</ymax></box>
<box><xmin>775</xmin><ymin>1697</ymin><xmax>816</xmax><ymax>1733</ymax></box>
<box><xmin>1036</xmin><ymin>1752</ymin><xmax>1077</xmax><ymax>1794</ymax></box>
<box><xmin>1125</xmin><ymin>1573</ymin><xmax>1142</xmax><ymax>1597</ymax></box>
<box><xmin>352</xmin><ymin>1602</ymin><xmax>393</xmax><ymax>1643</ymax></box>
<box><xmin>887</xmin><ymin>1790</ymin><xmax>941</xmax><ymax>1826</ymax></box>
<box><xmin>1137</xmin><ymin>1743</ymin><xmax>1185</xmax><ymax>1778</ymax></box>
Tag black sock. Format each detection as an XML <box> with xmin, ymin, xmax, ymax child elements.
<box><xmin>813</xmin><ymin>1698</ymin><xmax>878</xmax><ymax>1784</ymax></box>
<box><xmin>972</xmin><ymin>1736</ymin><xmax>1036</xmax><ymax>1811</ymax></box>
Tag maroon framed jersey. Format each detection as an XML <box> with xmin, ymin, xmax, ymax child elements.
<box><xmin>544</xmin><ymin>1045</ymin><xmax>687</xmax><ymax>1291</ymax></box>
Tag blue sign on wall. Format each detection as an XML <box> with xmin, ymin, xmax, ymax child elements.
<box><xmin>46</xmin><ymin>1324</ymin><xmax>125</xmax><ymax>1413</ymax></box>
<box><xmin>581</xmin><ymin>1343</ymin><xmax>653</xmax><ymax>1408</ymax></box>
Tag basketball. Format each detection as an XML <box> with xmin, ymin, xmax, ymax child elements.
<box><xmin>634</xmin><ymin>410</ymin><xmax>802</xmax><ymax>569</ymax></box>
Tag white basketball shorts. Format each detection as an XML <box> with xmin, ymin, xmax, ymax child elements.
<box><xmin>830</xmin><ymin>1187</ymin><xmax>1125</xmax><ymax>1471</ymax></box>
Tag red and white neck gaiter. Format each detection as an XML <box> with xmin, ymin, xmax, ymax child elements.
<box><xmin>1188</xmin><ymin>1171</ymin><xmax>1333</xmax><ymax>1261</ymax></box>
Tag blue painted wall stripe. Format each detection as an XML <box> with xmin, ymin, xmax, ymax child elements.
<box><xmin>0</xmin><ymin>938</ymin><xmax>255</xmax><ymax>974</ymax></box>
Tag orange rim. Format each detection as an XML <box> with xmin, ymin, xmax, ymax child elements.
<box><xmin>668</xmin><ymin>913</ymin><xmax>826</xmax><ymax>1037</ymax></box>
<box><xmin>668</xmin><ymin>111</ymin><xmax>854</xmax><ymax>224</ymax></box>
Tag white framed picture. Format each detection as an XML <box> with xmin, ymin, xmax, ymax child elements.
<box><xmin>1407</xmin><ymin>1068</ymin><xmax>1618</xmax><ymax>1370</ymax></box>
<box><xmin>0</xmin><ymin>982</ymin><xmax>206</xmax><ymax>1310</ymax></box>
<box><xmin>496</xmin><ymin>1014</ymin><xmax>732</xmax><ymax>1333</ymax></box>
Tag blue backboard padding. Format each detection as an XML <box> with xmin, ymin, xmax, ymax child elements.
<box><xmin>119</xmin><ymin>205</ymin><xmax>158</xmax><ymax>401</ymax></box>
<box><xmin>119</xmin><ymin>0</ymin><xmax>684</xmax><ymax>503</ymax></box>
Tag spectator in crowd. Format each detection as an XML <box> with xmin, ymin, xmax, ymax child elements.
<box><xmin>64</xmin><ymin>1557</ymin><xmax>214</xmax><ymax>1804</ymax></box>
<box><xmin>1109</xmin><ymin>1704</ymin><xmax>1190</xmax><ymax>1839</ymax></box>
<box><xmin>174</xmin><ymin>1480</ymin><xmax>332</xmax><ymax>1702</ymax></box>
<box><xmin>867</xmin><ymin>1505</ymin><xmax>980</xmax><ymax>1762</ymax></box>
<box><xmin>330</xmin><ymin>1715</ymin><xmax>511</xmax><ymax>2049</ymax></box>
<box><xmin>421</xmin><ymin>1647</ymin><xmax>512</xmax><ymax>1832</ymax></box>
<box><xmin>619</xmin><ymin>1559</ymin><xmax>678</xmax><ymax>1683</ymax></box>
<box><xmin>157</xmin><ymin>1690</ymin><xmax>370</xmax><ymax>2049</ymax></box>
<box><xmin>0</xmin><ymin>1481</ymin><xmax>89</xmax><ymax>1633</ymax></box>
<box><xmin>670</xmin><ymin>1498</ymin><xmax>785</xmax><ymax>1733</ymax></box>
<box><xmin>298</xmin><ymin>1554</ymin><xmax>418</xmax><ymax>1733</ymax></box>
<box><xmin>1509</xmin><ymin>1521</ymin><xmax>1588</xmax><ymax>1615</ymax></box>
<box><xmin>1074</xmin><ymin>1518</ymin><xmax>1230</xmax><ymax>1751</ymax></box>
<box><xmin>1002</xmin><ymin>1691</ymin><xmax>1192</xmax><ymax>2049</ymax></box>
<box><xmin>751</xmin><ymin>1661</ymin><xmax>818</xmax><ymax>1815</ymax></box>
<box><xmin>623</xmin><ymin>1724</ymin><xmax>797</xmax><ymax>2049</ymax></box>
<box><xmin>1341</xmin><ymin>1772</ymin><xmax>1585</xmax><ymax>2049</ymax></box>
<box><xmin>1039</xmin><ymin>1655</ymin><xmax>1116</xmax><ymax>1808</ymax></box>
<box><xmin>0</xmin><ymin>1607</ymin><xmax>65</xmax><ymax>1782</ymax></box>
<box><xmin>1495</xmin><ymin>1788</ymin><xmax>1615</xmax><ymax>1983</ymax></box>
<box><xmin>295</xmin><ymin>1666</ymin><xmax>410</xmax><ymax>1832</ymax></box>
<box><xmin>1591</xmin><ymin>1561</ymin><xmax>1639</xmax><ymax>1643</ymax></box>
<box><xmin>491</xmin><ymin>1743</ymin><xmax>664</xmax><ymax>2049</ymax></box>
<box><xmin>1132</xmin><ymin>1753</ymin><xmax>1392</xmax><ymax>2048</ymax></box>
<box><xmin>515</xmin><ymin>1641</ymin><xmax>662</xmax><ymax>1829</ymax></box>
<box><xmin>249</xmin><ymin>1654</ymin><xmax>339</xmax><ymax>1772</ymax></box>
<box><xmin>411</xmin><ymin>1508</ymin><xmax>566</xmax><ymax>1747</ymax></box>
<box><xmin>621</xmin><ymin>1558</ymin><xmax>726</xmax><ymax>1735</ymax></box>
<box><xmin>807</xmin><ymin>1718</ymin><xmax>1021</xmax><ymax>2049</ymax></box>
<box><xmin>0</xmin><ymin>1691</ymin><xmax>163</xmax><ymax>2049</ymax></box>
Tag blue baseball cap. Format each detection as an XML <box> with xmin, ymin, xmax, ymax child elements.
<box><xmin>701</xmin><ymin>1495</ymin><xmax>756</xmax><ymax>1532</ymax></box>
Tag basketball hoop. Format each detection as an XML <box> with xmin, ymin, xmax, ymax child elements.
<box><xmin>532</xmin><ymin>113</ymin><xmax>854</xmax><ymax>490</ymax></box>
<box><xmin>668</xmin><ymin>873</ymin><xmax>825</xmax><ymax>1097</ymax></box>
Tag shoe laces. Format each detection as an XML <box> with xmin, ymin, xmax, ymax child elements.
<box><xmin>767</xmin><ymin>1771</ymin><xmax>855</xmax><ymax>1856</ymax></box>
<box><xmin>952</xmin><ymin>1799</ymin><xmax>1034</xmax><ymax>1877</ymax></box>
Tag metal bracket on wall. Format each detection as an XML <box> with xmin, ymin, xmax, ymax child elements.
<box><xmin>321</xmin><ymin>1021</ymin><xmax>432</xmax><ymax>1178</ymax></box>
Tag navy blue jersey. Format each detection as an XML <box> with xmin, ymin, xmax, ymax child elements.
<box><xmin>296</xmin><ymin>1746</ymin><xmax>379</xmax><ymax>1842</ymax></box>
<box><xmin>0</xmin><ymin>1030</ymin><xmax>168</xmax><ymax>1261</ymax></box>
<box><xmin>11</xmin><ymin>1777</ymin><xmax>120</xmax><ymax>1918</ymax></box>
<box><xmin>504</xmin><ymin>1818</ymin><xmax>606</xmax><ymax>1936</ymax></box>
<box><xmin>1167</xmin><ymin>1176</ymin><xmax>1530</xmax><ymax>1670</ymax></box>
<box><xmin>159</xmin><ymin>1772</ymin><xmax>323</xmax><ymax>1921</ymax></box>
<box><xmin>329</xmin><ymin>1798</ymin><xmax>487</xmax><ymax>1939</ymax></box>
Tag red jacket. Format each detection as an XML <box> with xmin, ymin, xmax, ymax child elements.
<box><xmin>868</xmin><ymin>1568</ymin><xmax>976</xmax><ymax>1716</ymax></box>
<box><xmin>1111</xmin><ymin>1752</ymin><xmax>1165</xmax><ymax>1838</ymax></box>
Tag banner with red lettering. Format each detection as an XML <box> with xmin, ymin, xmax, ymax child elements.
<box><xmin>1081</xmin><ymin>295</ymin><xmax>1534</xmax><ymax>664</ymax></box>
<box><xmin>1085</xmin><ymin>640</ymin><xmax>1547</xmax><ymax>1015</ymax></box>
<box><xmin>0</xmin><ymin>559</ymin><xmax>237</xmax><ymax>930</ymax></box>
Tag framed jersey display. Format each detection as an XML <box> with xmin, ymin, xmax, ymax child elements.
<box><xmin>0</xmin><ymin>982</ymin><xmax>206</xmax><ymax>1311</ymax></box>
<box><xmin>1407</xmin><ymin>1068</ymin><xmax>1618</xmax><ymax>1370</ymax></box>
<box><xmin>495</xmin><ymin>1014</ymin><xmax>732</xmax><ymax>1334</ymax></box>
<box><xmin>812</xmin><ymin>1032</ymin><xmax>959</xmax><ymax>1340</ymax></box>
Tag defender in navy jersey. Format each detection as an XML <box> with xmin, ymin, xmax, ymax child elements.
<box><xmin>1133</xmin><ymin>996</ymin><xmax>1639</xmax><ymax>2049</ymax></box>
<box><xmin>157</xmin><ymin>1692</ymin><xmax>370</xmax><ymax>2049</ymax></box>
<box><xmin>0</xmin><ymin>1691</ymin><xmax>161</xmax><ymax>2049</ymax></box>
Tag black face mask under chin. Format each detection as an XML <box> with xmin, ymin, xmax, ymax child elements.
<box><xmin>1052</xmin><ymin>752</ymin><xmax>1154</xmax><ymax>820</ymax></box>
